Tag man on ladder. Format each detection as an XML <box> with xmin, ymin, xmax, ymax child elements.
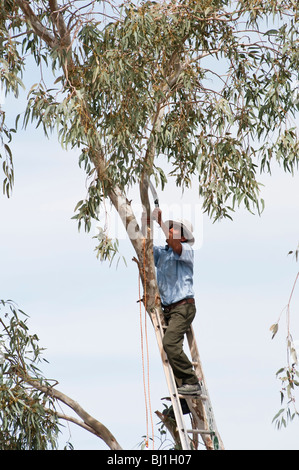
<box><xmin>151</xmin><ymin>207</ymin><xmax>201</xmax><ymax>397</ymax></box>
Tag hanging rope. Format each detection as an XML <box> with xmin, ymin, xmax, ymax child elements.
<box><xmin>138</xmin><ymin>237</ymin><xmax>154</xmax><ymax>449</ymax></box>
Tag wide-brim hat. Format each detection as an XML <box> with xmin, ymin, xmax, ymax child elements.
<box><xmin>164</xmin><ymin>218</ymin><xmax>195</xmax><ymax>245</ymax></box>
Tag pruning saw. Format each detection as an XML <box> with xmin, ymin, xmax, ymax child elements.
<box><xmin>148</xmin><ymin>179</ymin><xmax>159</xmax><ymax>208</ymax></box>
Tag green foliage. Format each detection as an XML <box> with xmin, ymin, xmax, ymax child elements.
<box><xmin>272</xmin><ymin>364</ymin><xmax>299</xmax><ymax>430</ymax></box>
<box><xmin>271</xmin><ymin>251</ymin><xmax>299</xmax><ymax>430</ymax></box>
<box><xmin>1</xmin><ymin>0</ymin><xmax>298</xmax><ymax>446</ymax></box>
<box><xmin>1</xmin><ymin>0</ymin><xmax>299</xmax><ymax>224</ymax></box>
<box><xmin>0</xmin><ymin>300</ymin><xmax>60</xmax><ymax>450</ymax></box>
<box><xmin>0</xmin><ymin>0</ymin><xmax>25</xmax><ymax>198</ymax></box>
<box><xmin>93</xmin><ymin>226</ymin><xmax>127</xmax><ymax>266</ymax></box>
<box><xmin>272</xmin><ymin>322</ymin><xmax>299</xmax><ymax>430</ymax></box>
<box><xmin>0</xmin><ymin>114</ymin><xmax>15</xmax><ymax>198</ymax></box>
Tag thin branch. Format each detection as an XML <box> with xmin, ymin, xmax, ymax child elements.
<box><xmin>15</xmin><ymin>0</ymin><xmax>56</xmax><ymax>48</ymax></box>
<box><xmin>56</xmin><ymin>412</ymin><xmax>99</xmax><ymax>437</ymax></box>
<box><xmin>48</xmin><ymin>0</ymin><xmax>71</xmax><ymax>46</ymax></box>
<box><xmin>23</xmin><ymin>376</ymin><xmax>122</xmax><ymax>450</ymax></box>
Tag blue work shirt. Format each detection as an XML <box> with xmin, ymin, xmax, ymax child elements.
<box><xmin>153</xmin><ymin>243</ymin><xmax>195</xmax><ymax>306</ymax></box>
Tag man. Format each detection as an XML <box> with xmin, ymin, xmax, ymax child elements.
<box><xmin>152</xmin><ymin>207</ymin><xmax>201</xmax><ymax>396</ymax></box>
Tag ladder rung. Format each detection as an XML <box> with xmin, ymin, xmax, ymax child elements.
<box><xmin>177</xmin><ymin>393</ymin><xmax>208</xmax><ymax>400</ymax></box>
<box><xmin>156</xmin><ymin>324</ymin><xmax>167</xmax><ymax>331</ymax></box>
<box><xmin>152</xmin><ymin>307</ymin><xmax>221</xmax><ymax>450</ymax></box>
<box><xmin>187</xmin><ymin>429</ymin><xmax>214</xmax><ymax>435</ymax></box>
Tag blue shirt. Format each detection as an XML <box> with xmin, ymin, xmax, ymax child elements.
<box><xmin>153</xmin><ymin>243</ymin><xmax>195</xmax><ymax>306</ymax></box>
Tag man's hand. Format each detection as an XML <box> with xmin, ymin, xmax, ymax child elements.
<box><xmin>167</xmin><ymin>227</ymin><xmax>183</xmax><ymax>255</ymax></box>
<box><xmin>152</xmin><ymin>208</ymin><xmax>182</xmax><ymax>255</ymax></box>
<box><xmin>152</xmin><ymin>207</ymin><xmax>162</xmax><ymax>226</ymax></box>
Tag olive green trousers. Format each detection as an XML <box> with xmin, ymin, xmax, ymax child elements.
<box><xmin>162</xmin><ymin>303</ymin><xmax>198</xmax><ymax>385</ymax></box>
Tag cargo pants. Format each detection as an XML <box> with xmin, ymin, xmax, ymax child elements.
<box><xmin>162</xmin><ymin>302</ymin><xmax>198</xmax><ymax>385</ymax></box>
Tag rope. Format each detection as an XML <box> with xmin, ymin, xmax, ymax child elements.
<box><xmin>138</xmin><ymin>237</ymin><xmax>155</xmax><ymax>449</ymax></box>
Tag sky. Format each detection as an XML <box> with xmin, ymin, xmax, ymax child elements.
<box><xmin>1</xmin><ymin>7</ymin><xmax>299</xmax><ymax>451</ymax></box>
<box><xmin>1</xmin><ymin>97</ymin><xmax>299</xmax><ymax>452</ymax></box>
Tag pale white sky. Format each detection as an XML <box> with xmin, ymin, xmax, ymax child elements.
<box><xmin>1</xmin><ymin>7</ymin><xmax>299</xmax><ymax>450</ymax></box>
<box><xmin>1</xmin><ymin>114</ymin><xmax>299</xmax><ymax>450</ymax></box>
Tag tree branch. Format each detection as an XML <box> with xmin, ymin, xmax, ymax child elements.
<box><xmin>48</xmin><ymin>0</ymin><xmax>71</xmax><ymax>47</ymax></box>
<box><xmin>15</xmin><ymin>0</ymin><xmax>56</xmax><ymax>48</ymax></box>
<box><xmin>56</xmin><ymin>412</ymin><xmax>99</xmax><ymax>437</ymax></box>
<box><xmin>24</xmin><ymin>377</ymin><xmax>122</xmax><ymax>450</ymax></box>
<box><xmin>139</xmin><ymin>50</ymin><xmax>184</xmax><ymax>231</ymax></box>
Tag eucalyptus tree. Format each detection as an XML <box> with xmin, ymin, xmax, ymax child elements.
<box><xmin>0</xmin><ymin>0</ymin><xmax>298</xmax><ymax>450</ymax></box>
<box><xmin>0</xmin><ymin>299</ymin><xmax>122</xmax><ymax>450</ymax></box>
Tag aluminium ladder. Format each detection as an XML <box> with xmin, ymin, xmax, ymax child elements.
<box><xmin>150</xmin><ymin>306</ymin><xmax>224</xmax><ymax>450</ymax></box>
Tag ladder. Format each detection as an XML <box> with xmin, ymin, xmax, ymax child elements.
<box><xmin>150</xmin><ymin>306</ymin><xmax>224</xmax><ymax>450</ymax></box>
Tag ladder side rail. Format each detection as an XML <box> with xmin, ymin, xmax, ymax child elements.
<box><xmin>152</xmin><ymin>308</ymin><xmax>219</xmax><ymax>450</ymax></box>
<box><xmin>184</xmin><ymin>396</ymin><xmax>214</xmax><ymax>450</ymax></box>
<box><xmin>186</xmin><ymin>326</ymin><xmax>224</xmax><ymax>450</ymax></box>
<box><xmin>185</xmin><ymin>326</ymin><xmax>213</xmax><ymax>435</ymax></box>
<box><xmin>150</xmin><ymin>308</ymin><xmax>191</xmax><ymax>450</ymax></box>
